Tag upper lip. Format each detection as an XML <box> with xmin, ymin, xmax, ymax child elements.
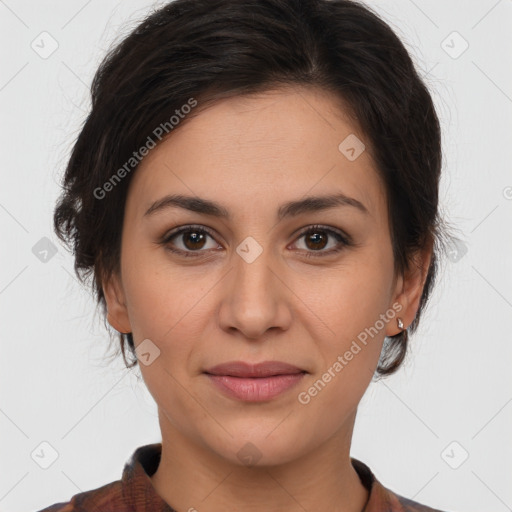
<box><xmin>204</xmin><ymin>361</ymin><xmax>306</xmax><ymax>378</ymax></box>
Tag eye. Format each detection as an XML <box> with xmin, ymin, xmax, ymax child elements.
<box><xmin>160</xmin><ymin>224</ymin><xmax>352</xmax><ymax>259</ymax></box>
<box><xmin>291</xmin><ymin>225</ymin><xmax>351</xmax><ymax>258</ymax></box>
<box><xmin>161</xmin><ymin>225</ymin><xmax>220</xmax><ymax>257</ymax></box>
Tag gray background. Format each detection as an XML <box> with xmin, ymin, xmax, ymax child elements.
<box><xmin>1</xmin><ymin>1</ymin><xmax>511</xmax><ymax>511</ymax></box>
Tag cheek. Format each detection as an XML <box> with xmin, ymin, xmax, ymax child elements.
<box><xmin>294</xmin><ymin>269</ymin><xmax>392</xmax><ymax>427</ymax></box>
<box><xmin>122</xmin><ymin>260</ymin><xmax>207</xmax><ymax>426</ymax></box>
<box><xmin>121</xmin><ymin>244</ymin><xmax>198</xmax><ymax>340</ymax></box>
<box><xmin>296</xmin><ymin>253</ymin><xmax>394</xmax><ymax>411</ymax></box>
<box><xmin>303</xmin><ymin>253</ymin><xmax>393</xmax><ymax>340</ymax></box>
<box><xmin>124</xmin><ymin>273</ymin><xmax>170</xmax><ymax>340</ymax></box>
<box><xmin>121</xmin><ymin>250</ymin><xmax>215</xmax><ymax>385</ymax></box>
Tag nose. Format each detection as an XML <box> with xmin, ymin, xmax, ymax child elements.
<box><xmin>217</xmin><ymin>240</ymin><xmax>292</xmax><ymax>341</ymax></box>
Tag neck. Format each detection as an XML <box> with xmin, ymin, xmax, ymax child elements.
<box><xmin>150</xmin><ymin>410</ymin><xmax>369</xmax><ymax>512</ymax></box>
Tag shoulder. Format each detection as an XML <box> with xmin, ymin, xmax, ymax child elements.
<box><xmin>392</xmin><ymin>490</ymin><xmax>452</xmax><ymax>512</ymax></box>
<box><xmin>34</xmin><ymin>479</ymin><xmax>127</xmax><ymax>512</ymax></box>
<box><xmin>34</xmin><ymin>443</ymin><xmax>169</xmax><ymax>512</ymax></box>
<box><xmin>383</xmin><ymin>478</ymin><xmax>455</xmax><ymax>512</ymax></box>
<box><xmin>351</xmin><ymin>457</ymin><xmax>453</xmax><ymax>512</ymax></box>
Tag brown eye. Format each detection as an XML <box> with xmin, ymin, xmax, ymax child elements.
<box><xmin>181</xmin><ymin>230</ymin><xmax>207</xmax><ymax>250</ymax></box>
<box><xmin>162</xmin><ymin>225</ymin><xmax>220</xmax><ymax>257</ymax></box>
<box><xmin>292</xmin><ymin>225</ymin><xmax>350</xmax><ymax>258</ymax></box>
<box><xmin>304</xmin><ymin>231</ymin><xmax>329</xmax><ymax>251</ymax></box>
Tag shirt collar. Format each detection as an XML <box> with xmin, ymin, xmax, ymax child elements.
<box><xmin>121</xmin><ymin>443</ymin><xmax>402</xmax><ymax>512</ymax></box>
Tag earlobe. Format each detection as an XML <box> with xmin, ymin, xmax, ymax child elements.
<box><xmin>103</xmin><ymin>272</ymin><xmax>132</xmax><ymax>334</ymax></box>
<box><xmin>386</xmin><ymin>245</ymin><xmax>432</xmax><ymax>337</ymax></box>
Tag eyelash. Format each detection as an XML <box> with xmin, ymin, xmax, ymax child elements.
<box><xmin>160</xmin><ymin>224</ymin><xmax>352</xmax><ymax>259</ymax></box>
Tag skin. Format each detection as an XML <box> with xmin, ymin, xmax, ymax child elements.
<box><xmin>104</xmin><ymin>86</ymin><xmax>432</xmax><ymax>512</ymax></box>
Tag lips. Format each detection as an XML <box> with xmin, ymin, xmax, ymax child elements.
<box><xmin>204</xmin><ymin>360</ymin><xmax>305</xmax><ymax>378</ymax></box>
<box><xmin>204</xmin><ymin>361</ymin><xmax>307</xmax><ymax>402</ymax></box>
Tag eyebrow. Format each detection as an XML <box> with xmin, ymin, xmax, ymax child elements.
<box><xmin>143</xmin><ymin>192</ymin><xmax>369</xmax><ymax>220</ymax></box>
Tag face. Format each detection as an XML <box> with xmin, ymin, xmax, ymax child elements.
<box><xmin>104</xmin><ymin>86</ymin><xmax>428</xmax><ymax>466</ymax></box>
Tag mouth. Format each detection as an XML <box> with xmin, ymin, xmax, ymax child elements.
<box><xmin>204</xmin><ymin>361</ymin><xmax>307</xmax><ymax>402</ymax></box>
<box><xmin>204</xmin><ymin>360</ymin><xmax>306</xmax><ymax>378</ymax></box>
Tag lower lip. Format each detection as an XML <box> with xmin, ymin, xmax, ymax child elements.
<box><xmin>205</xmin><ymin>373</ymin><xmax>306</xmax><ymax>402</ymax></box>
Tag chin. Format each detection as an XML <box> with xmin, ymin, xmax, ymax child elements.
<box><xmin>206</xmin><ymin>425</ymin><xmax>312</xmax><ymax>468</ymax></box>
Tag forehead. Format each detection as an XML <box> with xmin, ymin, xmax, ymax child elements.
<box><xmin>126</xmin><ymin>87</ymin><xmax>385</xmax><ymax>223</ymax></box>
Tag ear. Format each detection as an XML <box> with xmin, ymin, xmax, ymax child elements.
<box><xmin>385</xmin><ymin>242</ymin><xmax>433</xmax><ymax>337</ymax></box>
<box><xmin>102</xmin><ymin>272</ymin><xmax>132</xmax><ymax>334</ymax></box>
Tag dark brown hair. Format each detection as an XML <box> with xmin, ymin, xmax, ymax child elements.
<box><xmin>54</xmin><ymin>0</ymin><xmax>448</xmax><ymax>378</ymax></box>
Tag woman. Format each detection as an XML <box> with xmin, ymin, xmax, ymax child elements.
<box><xmin>39</xmin><ymin>0</ymin><xmax>453</xmax><ymax>510</ymax></box>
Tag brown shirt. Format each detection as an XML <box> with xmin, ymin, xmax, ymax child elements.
<box><xmin>36</xmin><ymin>443</ymin><xmax>450</xmax><ymax>512</ymax></box>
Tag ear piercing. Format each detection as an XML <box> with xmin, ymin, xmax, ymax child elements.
<box><xmin>397</xmin><ymin>317</ymin><xmax>404</xmax><ymax>330</ymax></box>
